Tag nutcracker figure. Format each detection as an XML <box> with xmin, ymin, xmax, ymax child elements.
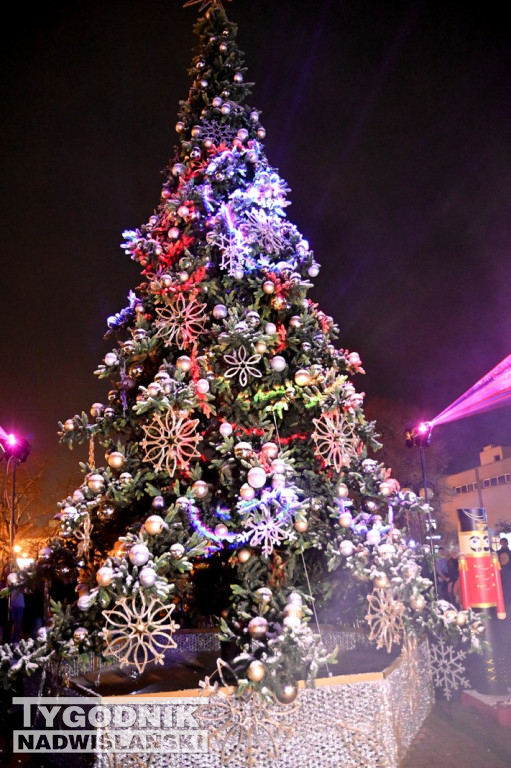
<box><xmin>457</xmin><ymin>507</ymin><xmax>505</xmax><ymax>619</ymax></box>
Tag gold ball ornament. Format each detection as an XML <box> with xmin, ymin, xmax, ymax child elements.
<box><xmin>247</xmin><ymin>660</ymin><xmax>266</xmax><ymax>682</ymax></box>
<box><xmin>456</xmin><ymin>612</ymin><xmax>468</xmax><ymax>627</ymax></box>
<box><xmin>444</xmin><ymin>609</ymin><xmax>458</xmax><ymax>623</ymax></box>
<box><xmin>262</xmin><ymin>280</ymin><xmax>275</xmax><ymax>294</ymax></box>
<box><xmin>271</xmin><ymin>295</ymin><xmax>287</xmax><ymax>311</ymax></box>
<box><xmin>255</xmin><ymin>587</ymin><xmax>273</xmax><ymax>604</ymax></box>
<box><xmin>379</xmin><ymin>481</ymin><xmax>393</xmax><ymax>497</ymax></box>
<box><xmin>248</xmin><ymin>616</ymin><xmax>268</xmax><ymax>639</ymax></box>
<box><xmin>255</xmin><ymin>340</ymin><xmax>267</xmax><ymax>354</ymax></box>
<box><xmin>336</xmin><ymin>483</ymin><xmax>349</xmax><ymax>499</ymax></box>
<box><xmin>373</xmin><ymin>574</ymin><xmax>389</xmax><ymax>589</ymax></box>
<box><xmin>73</xmin><ymin>627</ymin><xmax>88</xmax><ymax>644</ymax></box>
<box><xmin>238</xmin><ymin>548</ymin><xmax>251</xmax><ymax>563</ymax></box>
<box><xmin>294</xmin><ymin>518</ymin><xmax>309</xmax><ymax>532</ymax></box>
<box><xmin>410</xmin><ymin>594</ymin><xmax>426</xmax><ymax>611</ymax></box>
<box><xmin>107</xmin><ymin>451</ymin><xmax>125</xmax><ymax>470</ymax></box>
<box><xmin>275</xmin><ymin>683</ymin><xmax>298</xmax><ymax>704</ymax></box>
<box><xmin>284</xmin><ymin>604</ymin><xmax>303</xmax><ymax>619</ymax></box>
<box><xmin>234</xmin><ymin>442</ymin><xmax>253</xmax><ymax>460</ymax></box>
<box><xmin>294</xmin><ymin>369</ymin><xmax>312</xmax><ymax>387</ymax></box>
<box><xmin>64</xmin><ymin>419</ymin><xmax>75</xmax><ymax>432</ymax></box>
<box><xmin>283</xmin><ymin>614</ymin><xmax>301</xmax><ymax>630</ymax></box>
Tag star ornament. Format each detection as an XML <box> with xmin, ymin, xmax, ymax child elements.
<box><xmin>183</xmin><ymin>0</ymin><xmax>231</xmax><ymax>12</ymax></box>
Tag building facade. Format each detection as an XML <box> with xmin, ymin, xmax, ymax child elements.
<box><xmin>440</xmin><ymin>444</ymin><xmax>511</xmax><ymax>538</ymax></box>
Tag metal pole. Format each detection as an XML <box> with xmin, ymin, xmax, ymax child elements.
<box><xmin>419</xmin><ymin>445</ymin><xmax>439</xmax><ymax>596</ymax></box>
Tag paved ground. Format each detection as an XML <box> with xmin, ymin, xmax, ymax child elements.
<box><xmin>2</xmin><ymin>696</ymin><xmax>511</xmax><ymax>767</ymax></box>
<box><xmin>401</xmin><ymin>697</ymin><xmax>511</xmax><ymax>768</ymax></box>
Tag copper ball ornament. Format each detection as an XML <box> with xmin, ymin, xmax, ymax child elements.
<box><xmin>275</xmin><ymin>683</ymin><xmax>298</xmax><ymax>704</ymax></box>
<box><xmin>145</xmin><ymin>515</ymin><xmax>165</xmax><ymax>535</ymax></box>
<box><xmin>410</xmin><ymin>594</ymin><xmax>426</xmax><ymax>611</ymax></box>
<box><xmin>238</xmin><ymin>548</ymin><xmax>251</xmax><ymax>563</ymax></box>
<box><xmin>373</xmin><ymin>574</ymin><xmax>389</xmax><ymax>589</ymax></box>
<box><xmin>191</xmin><ymin>480</ymin><xmax>209</xmax><ymax>499</ymax></box>
<box><xmin>294</xmin><ymin>518</ymin><xmax>309</xmax><ymax>533</ymax></box>
<box><xmin>262</xmin><ymin>280</ymin><xmax>275</xmax><ymax>294</ymax></box>
<box><xmin>87</xmin><ymin>474</ymin><xmax>105</xmax><ymax>493</ymax></box>
<box><xmin>96</xmin><ymin>566</ymin><xmax>114</xmax><ymax>587</ymax></box>
<box><xmin>255</xmin><ymin>340</ymin><xmax>267</xmax><ymax>354</ymax></box>
<box><xmin>90</xmin><ymin>403</ymin><xmax>104</xmax><ymax>418</ymax></box>
<box><xmin>64</xmin><ymin>419</ymin><xmax>75</xmax><ymax>432</ymax></box>
<box><xmin>338</xmin><ymin>511</ymin><xmax>353</xmax><ymax>528</ymax></box>
<box><xmin>176</xmin><ymin>355</ymin><xmax>192</xmax><ymax>372</ymax></box>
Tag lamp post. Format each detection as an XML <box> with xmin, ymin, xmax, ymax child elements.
<box><xmin>0</xmin><ymin>431</ymin><xmax>31</xmax><ymax>570</ymax></box>
<box><xmin>405</xmin><ymin>422</ymin><xmax>439</xmax><ymax>595</ymax></box>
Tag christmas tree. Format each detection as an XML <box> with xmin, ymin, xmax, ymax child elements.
<box><xmin>1</xmin><ymin>0</ymin><xmax>482</xmax><ymax>700</ymax></box>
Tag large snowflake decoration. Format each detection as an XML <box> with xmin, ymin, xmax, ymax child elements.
<box><xmin>223</xmin><ymin>346</ymin><xmax>262</xmax><ymax>387</ymax></box>
<box><xmin>244</xmin><ymin>507</ymin><xmax>294</xmax><ymax>557</ymax></box>
<box><xmin>244</xmin><ymin>208</ymin><xmax>285</xmax><ymax>254</ymax></box>
<box><xmin>428</xmin><ymin>638</ymin><xmax>470</xmax><ymax>700</ymax></box>
<box><xmin>197</xmin><ymin>686</ymin><xmax>297</xmax><ymax>768</ymax></box>
<box><xmin>312</xmin><ymin>409</ymin><xmax>361</xmax><ymax>473</ymax></box>
<box><xmin>102</xmin><ymin>592</ymin><xmax>179</xmax><ymax>675</ymax></box>
<box><xmin>140</xmin><ymin>408</ymin><xmax>201</xmax><ymax>476</ymax></box>
<box><xmin>200</xmin><ymin>117</ymin><xmax>239</xmax><ymax>148</ymax></box>
<box><xmin>154</xmin><ymin>292</ymin><xmax>207</xmax><ymax>349</ymax></box>
<box><xmin>208</xmin><ymin>229</ymin><xmax>252</xmax><ymax>276</ymax></box>
<box><xmin>365</xmin><ymin>588</ymin><xmax>405</xmax><ymax>653</ymax></box>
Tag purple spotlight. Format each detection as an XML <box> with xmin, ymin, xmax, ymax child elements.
<box><xmin>0</xmin><ymin>432</ymin><xmax>30</xmax><ymax>462</ymax></box>
<box><xmin>405</xmin><ymin>421</ymin><xmax>433</xmax><ymax>448</ymax></box>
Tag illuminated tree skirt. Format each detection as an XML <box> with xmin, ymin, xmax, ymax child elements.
<box><xmin>92</xmin><ymin>638</ymin><xmax>433</xmax><ymax>768</ymax></box>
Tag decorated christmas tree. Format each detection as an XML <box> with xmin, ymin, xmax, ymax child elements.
<box><xmin>1</xmin><ymin>0</ymin><xmax>482</xmax><ymax>703</ymax></box>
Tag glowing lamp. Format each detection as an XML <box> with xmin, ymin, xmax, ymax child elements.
<box><xmin>0</xmin><ymin>433</ymin><xmax>31</xmax><ymax>462</ymax></box>
<box><xmin>405</xmin><ymin>421</ymin><xmax>432</xmax><ymax>448</ymax></box>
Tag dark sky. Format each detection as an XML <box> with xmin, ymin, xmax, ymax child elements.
<box><xmin>1</xmin><ymin>0</ymin><xmax>511</xmax><ymax>503</ymax></box>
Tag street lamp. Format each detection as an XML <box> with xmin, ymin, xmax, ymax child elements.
<box><xmin>0</xmin><ymin>430</ymin><xmax>31</xmax><ymax>570</ymax></box>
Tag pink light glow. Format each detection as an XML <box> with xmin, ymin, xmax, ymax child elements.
<box><xmin>431</xmin><ymin>353</ymin><xmax>511</xmax><ymax>428</ymax></box>
<box><xmin>7</xmin><ymin>434</ymin><xmax>17</xmax><ymax>446</ymax></box>
<box><xmin>418</xmin><ymin>421</ymin><xmax>432</xmax><ymax>434</ymax></box>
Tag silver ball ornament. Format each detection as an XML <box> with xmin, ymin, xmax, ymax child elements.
<box><xmin>270</xmin><ymin>356</ymin><xmax>287</xmax><ymax>372</ymax></box>
<box><xmin>129</xmin><ymin>544</ymin><xmax>150</xmax><ymax>567</ymax></box>
<box><xmin>196</xmin><ymin>379</ymin><xmax>210</xmax><ymax>394</ymax></box>
<box><xmin>213</xmin><ymin>304</ymin><xmax>228</xmax><ymax>320</ymax></box>
<box><xmin>139</xmin><ymin>567</ymin><xmax>157</xmax><ymax>587</ymax></box>
<box><xmin>219</xmin><ymin>422</ymin><xmax>233</xmax><ymax>438</ymax></box>
<box><xmin>170</xmin><ymin>543</ymin><xmax>186</xmax><ymax>559</ymax></box>
<box><xmin>234</xmin><ymin>442</ymin><xmax>253</xmax><ymax>460</ymax></box>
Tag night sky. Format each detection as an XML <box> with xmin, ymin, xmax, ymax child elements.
<box><xmin>1</xmin><ymin>0</ymin><xmax>511</xmax><ymax>505</ymax></box>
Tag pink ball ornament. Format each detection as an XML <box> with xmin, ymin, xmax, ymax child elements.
<box><xmin>191</xmin><ymin>481</ymin><xmax>209</xmax><ymax>499</ymax></box>
<box><xmin>271</xmin><ymin>473</ymin><xmax>286</xmax><ymax>490</ymax></box>
<box><xmin>104</xmin><ymin>352</ymin><xmax>118</xmax><ymax>366</ymax></box>
<box><xmin>219</xmin><ymin>422</ymin><xmax>233</xmax><ymax>438</ymax></box>
<box><xmin>196</xmin><ymin>379</ymin><xmax>210</xmax><ymax>394</ymax></box>
<box><xmin>339</xmin><ymin>540</ymin><xmax>355</xmax><ymax>557</ymax></box>
<box><xmin>214</xmin><ymin>523</ymin><xmax>229</xmax><ymax>538</ymax></box>
<box><xmin>176</xmin><ymin>355</ymin><xmax>192</xmax><ymax>372</ymax></box>
<box><xmin>240</xmin><ymin>483</ymin><xmax>256</xmax><ymax>500</ymax></box>
<box><xmin>261</xmin><ymin>442</ymin><xmax>279</xmax><ymax>460</ymax></box>
<box><xmin>270</xmin><ymin>459</ymin><xmax>286</xmax><ymax>475</ymax></box>
<box><xmin>265</xmin><ymin>323</ymin><xmax>277</xmax><ymax>334</ymax></box>
<box><xmin>247</xmin><ymin>467</ymin><xmax>267</xmax><ymax>489</ymax></box>
<box><xmin>262</xmin><ymin>281</ymin><xmax>275</xmax><ymax>294</ymax></box>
